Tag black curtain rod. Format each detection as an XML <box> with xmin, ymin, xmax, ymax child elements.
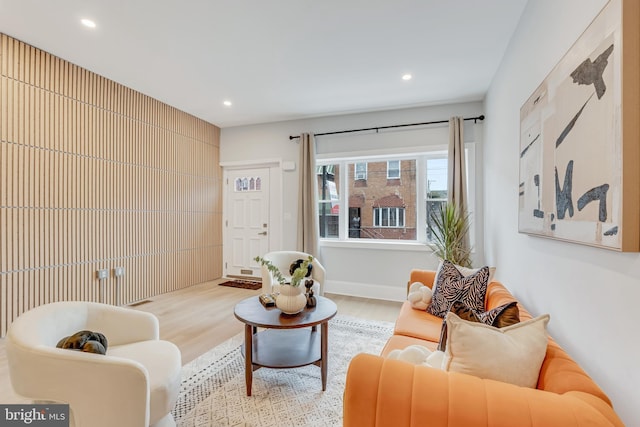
<box><xmin>289</xmin><ymin>114</ymin><xmax>485</xmax><ymax>140</ymax></box>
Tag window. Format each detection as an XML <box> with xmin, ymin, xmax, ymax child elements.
<box><xmin>387</xmin><ymin>160</ymin><xmax>400</xmax><ymax>179</ymax></box>
<box><xmin>373</xmin><ymin>207</ymin><xmax>405</xmax><ymax>227</ymax></box>
<box><xmin>318</xmin><ymin>157</ymin><xmax>417</xmax><ymax>241</ymax></box>
<box><xmin>316</xmin><ymin>136</ymin><xmax>475</xmax><ymax>245</ymax></box>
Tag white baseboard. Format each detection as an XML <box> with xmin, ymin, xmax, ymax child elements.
<box><xmin>324</xmin><ymin>280</ymin><xmax>406</xmax><ymax>302</ymax></box>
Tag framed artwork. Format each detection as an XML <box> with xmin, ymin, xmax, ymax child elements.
<box><xmin>518</xmin><ymin>0</ymin><xmax>640</xmax><ymax>251</ymax></box>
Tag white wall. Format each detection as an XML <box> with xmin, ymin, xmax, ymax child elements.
<box><xmin>484</xmin><ymin>0</ymin><xmax>638</xmax><ymax>425</ymax></box>
<box><xmin>221</xmin><ymin>101</ymin><xmax>484</xmax><ymax>301</ymax></box>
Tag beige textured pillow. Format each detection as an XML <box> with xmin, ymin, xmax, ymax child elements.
<box><xmin>443</xmin><ymin>312</ymin><xmax>550</xmax><ymax>388</ymax></box>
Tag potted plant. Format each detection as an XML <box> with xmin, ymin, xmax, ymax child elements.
<box><xmin>253</xmin><ymin>255</ymin><xmax>313</xmax><ymax>287</ymax></box>
<box><xmin>427</xmin><ymin>203</ymin><xmax>472</xmax><ymax>268</ymax></box>
<box><xmin>254</xmin><ymin>255</ymin><xmax>314</xmax><ymax>314</ymax></box>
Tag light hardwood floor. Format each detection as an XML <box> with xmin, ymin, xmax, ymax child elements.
<box><xmin>0</xmin><ymin>278</ymin><xmax>402</xmax><ymax>403</ymax></box>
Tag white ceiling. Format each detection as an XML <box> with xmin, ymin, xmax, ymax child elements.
<box><xmin>0</xmin><ymin>0</ymin><xmax>527</xmax><ymax>128</ymax></box>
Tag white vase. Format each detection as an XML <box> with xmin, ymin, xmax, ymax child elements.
<box><xmin>276</xmin><ymin>284</ymin><xmax>307</xmax><ymax>314</ymax></box>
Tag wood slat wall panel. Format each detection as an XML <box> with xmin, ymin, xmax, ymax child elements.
<box><xmin>0</xmin><ymin>33</ymin><xmax>222</xmax><ymax>336</ymax></box>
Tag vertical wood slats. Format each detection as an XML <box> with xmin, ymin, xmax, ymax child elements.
<box><xmin>0</xmin><ymin>33</ymin><xmax>223</xmax><ymax>336</ymax></box>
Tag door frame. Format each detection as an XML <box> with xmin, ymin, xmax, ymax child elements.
<box><xmin>221</xmin><ymin>159</ymin><xmax>283</xmax><ymax>278</ymax></box>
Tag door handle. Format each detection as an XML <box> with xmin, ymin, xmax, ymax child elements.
<box><xmin>258</xmin><ymin>231</ymin><xmax>267</xmax><ymax>236</ymax></box>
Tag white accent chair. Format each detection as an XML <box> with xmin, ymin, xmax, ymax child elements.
<box><xmin>6</xmin><ymin>301</ymin><xmax>182</xmax><ymax>427</ymax></box>
<box><xmin>260</xmin><ymin>251</ymin><xmax>326</xmax><ymax>296</ymax></box>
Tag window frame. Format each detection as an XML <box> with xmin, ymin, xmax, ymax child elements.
<box><xmin>386</xmin><ymin>160</ymin><xmax>400</xmax><ymax>179</ymax></box>
<box><xmin>354</xmin><ymin>162</ymin><xmax>367</xmax><ymax>180</ymax></box>
<box><xmin>316</xmin><ymin>143</ymin><xmax>476</xmax><ymax>249</ymax></box>
<box><xmin>373</xmin><ymin>206</ymin><xmax>405</xmax><ymax>227</ymax></box>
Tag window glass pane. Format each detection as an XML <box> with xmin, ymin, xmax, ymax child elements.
<box><xmin>426</xmin><ymin>157</ymin><xmax>448</xmax><ymax>241</ymax></box>
<box><xmin>389</xmin><ymin>208</ymin><xmax>396</xmax><ymax>225</ymax></box>
<box><xmin>382</xmin><ymin>208</ymin><xmax>389</xmax><ymax>226</ymax></box>
<box><xmin>387</xmin><ymin>160</ymin><xmax>400</xmax><ymax>179</ymax></box>
<box><xmin>355</xmin><ymin>162</ymin><xmax>367</xmax><ymax>180</ymax></box>
<box><xmin>317</xmin><ymin>164</ymin><xmax>340</xmax><ymax>238</ymax></box>
<box><xmin>345</xmin><ymin>159</ymin><xmax>416</xmax><ymax>239</ymax></box>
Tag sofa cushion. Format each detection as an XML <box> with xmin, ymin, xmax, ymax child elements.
<box><xmin>443</xmin><ymin>312</ymin><xmax>550</xmax><ymax>388</ymax></box>
<box><xmin>394</xmin><ymin>301</ymin><xmax>444</xmax><ymax>342</ymax></box>
<box><xmin>427</xmin><ymin>261</ymin><xmax>490</xmax><ymax>318</ymax></box>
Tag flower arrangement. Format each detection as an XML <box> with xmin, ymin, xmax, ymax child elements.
<box><xmin>254</xmin><ymin>255</ymin><xmax>313</xmax><ymax>287</ymax></box>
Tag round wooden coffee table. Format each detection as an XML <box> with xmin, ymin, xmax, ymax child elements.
<box><xmin>234</xmin><ymin>295</ymin><xmax>338</xmax><ymax>396</ymax></box>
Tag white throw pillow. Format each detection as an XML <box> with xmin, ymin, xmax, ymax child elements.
<box><xmin>433</xmin><ymin>260</ymin><xmax>496</xmax><ymax>290</ymax></box>
<box><xmin>386</xmin><ymin>345</ymin><xmax>445</xmax><ymax>370</ymax></box>
<box><xmin>407</xmin><ymin>282</ymin><xmax>433</xmax><ymax>310</ymax></box>
<box><xmin>443</xmin><ymin>312</ymin><xmax>550</xmax><ymax>388</ymax></box>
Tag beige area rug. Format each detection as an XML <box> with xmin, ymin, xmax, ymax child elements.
<box><xmin>172</xmin><ymin>315</ymin><xmax>394</xmax><ymax>426</ymax></box>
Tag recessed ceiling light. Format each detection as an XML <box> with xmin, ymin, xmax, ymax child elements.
<box><xmin>81</xmin><ymin>18</ymin><xmax>96</xmax><ymax>28</ymax></box>
<box><xmin>223</xmin><ymin>100</ymin><xmax>232</xmax><ymax>107</ymax></box>
<box><xmin>402</xmin><ymin>74</ymin><xmax>412</xmax><ymax>81</ymax></box>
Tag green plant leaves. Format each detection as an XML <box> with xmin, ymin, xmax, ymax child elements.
<box><xmin>427</xmin><ymin>203</ymin><xmax>472</xmax><ymax>268</ymax></box>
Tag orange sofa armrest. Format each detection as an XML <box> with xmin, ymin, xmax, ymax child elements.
<box><xmin>344</xmin><ymin>353</ymin><xmax>623</xmax><ymax>427</ymax></box>
<box><xmin>407</xmin><ymin>269</ymin><xmax>436</xmax><ymax>294</ymax></box>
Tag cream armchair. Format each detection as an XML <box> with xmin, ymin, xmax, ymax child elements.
<box><xmin>260</xmin><ymin>251</ymin><xmax>326</xmax><ymax>295</ymax></box>
<box><xmin>6</xmin><ymin>301</ymin><xmax>182</xmax><ymax>427</ymax></box>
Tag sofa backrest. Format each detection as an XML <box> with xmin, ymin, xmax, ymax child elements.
<box><xmin>485</xmin><ymin>282</ymin><xmax>612</xmax><ymax>405</ymax></box>
<box><xmin>408</xmin><ymin>269</ymin><xmax>436</xmax><ymax>291</ymax></box>
<box><xmin>408</xmin><ymin>269</ymin><xmax>613</xmax><ymax>406</ymax></box>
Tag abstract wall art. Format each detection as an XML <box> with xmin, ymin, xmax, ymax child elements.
<box><xmin>518</xmin><ymin>0</ymin><xmax>640</xmax><ymax>251</ymax></box>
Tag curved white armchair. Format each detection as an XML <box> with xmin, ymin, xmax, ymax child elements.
<box><xmin>260</xmin><ymin>251</ymin><xmax>326</xmax><ymax>296</ymax></box>
<box><xmin>6</xmin><ymin>301</ymin><xmax>182</xmax><ymax>427</ymax></box>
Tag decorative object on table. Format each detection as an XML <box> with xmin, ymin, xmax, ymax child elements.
<box><xmin>275</xmin><ymin>284</ymin><xmax>307</xmax><ymax>314</ymax></box>
<box><xmin>290</xmin><ymin>259</ymin><xmax>313</xmax><ymax>277</ymax></box>
<box><xmin>258</xmin><ymin>251</ymin><xmax>326</xmax><ymax>296</ymax></box>
<box><xmin>304</xmin><ymin>279</ymin><xmax>316</xmax><ymax>307</ymax></box>
<box><xmin>518</xmin><ymin>0</ymin><xmax>640</xmax><ymax>251</ymax></box>
<box><xmin>253</xmin><ymin>255</ymin><xmax>314</xmax><ymax>314</ymax></box>
<box><xmin>427</xmin><ymin>202</ymin><xmax>472</xmax><ymax>267</ymax></box>
<box><xmin>254</xmin><ymin>256</ymin><xmax>287</xmax><ymax>287</ymax></box>
<box><xmin>258</xmin><ymin>293</ymin><xmax>276</xmax><ymax>308</ymax></box>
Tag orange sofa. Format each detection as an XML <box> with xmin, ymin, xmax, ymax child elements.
<box><xmin>343</xmin><ymin>269</ymin><xmax>624</xmax><ymax>427</ymax></box>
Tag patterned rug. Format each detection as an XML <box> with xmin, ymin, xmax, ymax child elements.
<box><xmin>173</xmin><ymin>315</ymin><xmax>394</xmax><ymax>426</ymax></box>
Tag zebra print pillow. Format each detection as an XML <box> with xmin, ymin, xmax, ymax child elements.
<box><xmin>478</xmin><ymin>301</ymin><xmax>520</xmax><ymax>327</ymax></box>
<box><xmin>427</xmin><ymin>260</ymin><xmax>490</xmax><ymax>318</ymax></box>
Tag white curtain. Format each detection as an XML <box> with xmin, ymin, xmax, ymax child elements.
<box><xmin>448</xmin><ymin>116</ymin><xmax>469</xmax><ymax>249</ymax></box>
<box><xmin>296</xmin><ymin>133</ymin><xmax>320</xmax><ymax>259</ymax></box>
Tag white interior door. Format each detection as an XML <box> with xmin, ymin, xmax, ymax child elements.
<box><xmin>225</xmin><ymin>168</ymin><xmax>270</xmax><ymax>278</ymax></box>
